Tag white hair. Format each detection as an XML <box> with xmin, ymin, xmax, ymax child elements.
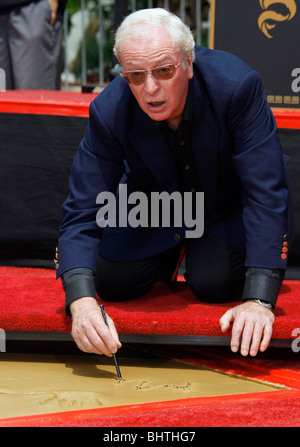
<box><xmin>114</xmin><ymin>8</ymin><xmax>195</xmax><ymax>63</ymax></box>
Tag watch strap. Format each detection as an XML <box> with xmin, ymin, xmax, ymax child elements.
<box><xmin>254</xmin><ymin>299</ymin><xmax>273</xmax><ymax>309</ymax></box>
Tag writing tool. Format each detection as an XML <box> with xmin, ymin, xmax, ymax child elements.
<box><xmin>100</xmin><ymin>304</ymin><xmax>122</xmax><ymax>381</ymax></box>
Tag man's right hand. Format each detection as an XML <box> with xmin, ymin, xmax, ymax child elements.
<box><xmin>70</xmin><ymin>297</ymin><xmax>122</xmax><ymax>356</ymax></box>
<box><xmin>48</xmin><ymin>0</ymin><xmax>59</xmax><ymax>25</ymax></box>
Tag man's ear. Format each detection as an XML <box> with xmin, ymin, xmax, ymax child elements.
<box><xmin>186</xmin><ymin>52</ymin><xmax>194</xmax><ymax>79</ymax></box>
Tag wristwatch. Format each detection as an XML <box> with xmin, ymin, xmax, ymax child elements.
<box><xmin>254</xmin><ymin>299</ymin><xmax>273</xmax><ymax>309</ymax></box>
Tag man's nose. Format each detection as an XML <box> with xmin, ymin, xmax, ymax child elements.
<box><xmin>143</xmin><ymin>73</ymin><xmax>160</xmax><ymax>94</ymax></box>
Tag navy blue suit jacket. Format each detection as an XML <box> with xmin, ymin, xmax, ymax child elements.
<box><xmin>57</xmin><ymin>46</ymin><xmax>291</xmax><ymax>281</ymax></box>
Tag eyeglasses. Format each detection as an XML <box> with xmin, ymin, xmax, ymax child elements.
<box><xmin>120</xmin><ymin>59</ymin><xmax>184</xmax><ymax>85</ymax></box>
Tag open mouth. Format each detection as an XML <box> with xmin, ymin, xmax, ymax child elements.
<box><xmin>148</xmin><ymin>101</ymin><xmax>166</xmax><ymax>109</ymax></box>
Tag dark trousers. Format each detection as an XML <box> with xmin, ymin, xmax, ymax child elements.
<box><xmin>0</xmin><ymin>0</ymin><xmax>63</xmax><ymax>90</ymax></box>
<box><xmin>95</xmin><ymin>232</ymin><xmax>246</xmax><ymax>304</ymax></box>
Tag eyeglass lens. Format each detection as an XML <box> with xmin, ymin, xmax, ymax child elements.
<box><xmin>124</xmin><ymin>64</ymin><xmax>177</xmax><ymax>85</ymax></box>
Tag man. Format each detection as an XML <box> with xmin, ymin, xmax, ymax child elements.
<box><xmin>0</xmin><ymin>0</ymin><xmax>67</xmax><ymax>90</ymax></box>
<box><xmin>57</xmin><ymin>8</ymin><xmax>291</xmax><ymax>358</ymax></box>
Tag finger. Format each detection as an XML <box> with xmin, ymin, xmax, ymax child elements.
<box><xmin>72</xmin><ymin>316</ymin><xmax>113</xmax><ymax>356</ymax></box>
<box><xmin>91</xmin><ymin>314</ymin><xmax>122</xmax><ymax>356</ymax></box>
<box><xmin>219</xmin><ymin>309</ymin><xmax>233</xmax><ymax>333</ymax></box>
<box><xmin>248</xmin><ymin>321</ymin><xmax>264</xmax><ymax>357</ymax></box>
<box><xmin>93</xmin><ymin>323</ymin><xmax>119</xmax><ymax>357</ymax></box>
<box><xmin>259</xmin><ymin>320</ymin><xmax>273</xmax><ymax>353</ymax></box>
<box><xmin>72</xmin><ymin>313</ymin><xmax>121</xmax><ymax>356</ymax></box>
<box><xmin>75</xmin><ymin>325</ymin><xmax>116</xmax><ymax>356</ymax></box>
<box><xmin>230</xmin><ymin>315</ymin><xmax>246</xmax><ymax>353</ymax></box>
<box><xmin>238</xmin><ymin>317</ymin><xmax>259</xmax><ymax>356</ymax></box>
<box><xmin>72</xmin><ymin>331</ymin><xmax>99</xmax><ymax>355</ymax></box>
<box><xmin>87</xmin><ymin>325</ymin><xmax>114</xmax><ymax>356</ymax></box>
<box><xmin>105</xmin><ymin>314</ymin><xmax>122</xmax><ymax>348</ymax></box>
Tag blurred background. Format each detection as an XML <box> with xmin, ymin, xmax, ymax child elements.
<box><xmin>62</xmin><ymin>0</ymin><xmax>211</xmax><ymax>91</ymax></box>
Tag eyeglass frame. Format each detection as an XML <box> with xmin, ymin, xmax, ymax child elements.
<box><xmin>120</xmin><ymin>58</ymin><xmax>185</xmax><ymax>85</ymax></box>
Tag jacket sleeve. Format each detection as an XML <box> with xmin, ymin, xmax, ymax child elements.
<box><xmin>228</xmin><ymin>70</ymin><xmax>290</xmax><ymax>270</ymax></box>
<box><xmin>242</xmin><ymin>267</ymin><xmax>284</xmax><ymax>308</ymax></box>
<box><xmin>56</xmin><ymin>98</ymin><xmax>125</xmax><ymax>278</ymax></box>
<box><xmin>228</xmin><ymin>70</ymin><xmax>291</xmax><ymax>306</ymax></box>
<box><xmin>61</xmin><ymin>268</ymin><xmax>96</xmax><ymax>316</ymax></box>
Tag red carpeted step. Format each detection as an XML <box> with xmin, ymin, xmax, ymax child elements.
<box><xmin>0</xmin><ymin>267</ymin><xmax>299</xmax><ymax>340</ymax></box>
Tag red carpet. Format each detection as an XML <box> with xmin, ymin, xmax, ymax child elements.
<box><xmin>4</xmin><ymin>392</ymin><xmax>299</xmax><ymax>427</ymax></box>
<box><xmin>0</xmin><ymin>266</ymin><xmax>299</xmax><ymax>340</ymax></box>
<box><xmin>1</xmin><ymin>266</ymin><xmax>300</xmax><ymax>427</ymax></box>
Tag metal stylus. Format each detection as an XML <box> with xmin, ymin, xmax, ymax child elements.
<box><xmin>100</xmin><ymin>304</ymin><xmax>122</xmax><ymax>381</ymax></box>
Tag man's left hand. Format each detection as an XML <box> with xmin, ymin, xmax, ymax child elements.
<box><xmin>219</xmin><ymin>300</ymin><xmax>275</xmax><ymax>356</ymax></box>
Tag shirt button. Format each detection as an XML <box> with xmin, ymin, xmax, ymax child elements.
<box><xmin>185</xmin><ymin>165</ymin><xmax>191</xmax><ymax>171</ymax></box>
<box><xmin>174</xmin><ymin>234</ymin><xmax>181</xmax><ymax>242</ymax></box>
